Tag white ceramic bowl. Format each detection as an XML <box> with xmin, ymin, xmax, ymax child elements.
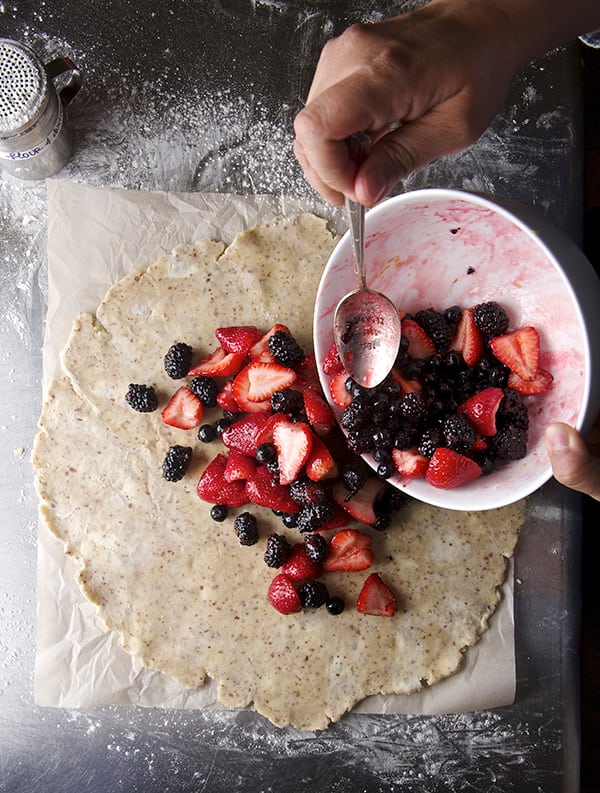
<box><xmin>314</xmin><ymin>188</ymin><xmax>600</xmax><ymax>511</ymax></box>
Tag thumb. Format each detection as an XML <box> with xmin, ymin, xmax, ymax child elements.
<box><xmin>545</xmin><ymin>422</ymin><xmax>600</xmax><ymax>501</ymax></box>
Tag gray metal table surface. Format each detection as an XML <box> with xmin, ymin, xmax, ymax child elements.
<box><xmin>0</xmin><ymin>1</ymin><xmax>585</xmax><ymax>791</ymax></box>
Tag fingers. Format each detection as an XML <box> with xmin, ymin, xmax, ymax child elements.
<box><xmin>293</xmin><ymin>75</ymin><xmax>407</xmax><ymax>205</ymax></box>
<box><xmin>545</xmin><ymin>422</ymin><xmax>600</xmax><ymax>501</ymax></box>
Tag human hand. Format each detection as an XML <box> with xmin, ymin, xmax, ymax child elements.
<box><xmin>293</xmin><ymin>0</ymin><xmax>521</xmax><ymax>206</ymax></box>
<box><xmin>545</xmin><ymin>421</ymin><xmax>600</xmax><ymax>501</ymax></box>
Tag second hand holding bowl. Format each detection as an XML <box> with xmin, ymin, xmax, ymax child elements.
<box><xmin>333</xmin><ymin>133</ymin><xmax>402</xmax><ymax>389</ymax></box>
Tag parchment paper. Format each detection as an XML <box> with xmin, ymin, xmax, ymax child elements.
<box><xmin>34</xmin><ymin>178</ymin><xmax>516</xmax><ymax>718</ymax></box>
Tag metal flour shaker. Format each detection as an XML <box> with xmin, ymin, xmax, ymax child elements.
<box><xmin>0</xmin><ymin>38</ymin><xmax>82</xmax><ymax>180</ymax></box>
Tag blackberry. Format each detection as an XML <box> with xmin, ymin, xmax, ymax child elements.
<box><xmin>234</xmin><ymin>512</ymin><xmax>259</xmax><ymax>545</ymax></box>
<box><xmin>442</xmin><ymin>413</ymin><xmax>475</xmax><ymax>452</ymax></box>
<box><xmin>498</xmin><ymin>389</ymin><xmax>529</xmax><ymax>431</ymax></box>
<box><xmin>267</xmin><ymin>330</ymin><xmax>304</xmax><ymax>366</ymax></box>
<box><xmin>472</xmin><ymin>301</ymin><xmax>510</xmax><ymax>339</ymax></box>
<box><xmin>296</xmin><ymin>502</ymin><xmax>336</xmax><ymax>532</ymax></box>
<box><xmin>264</xmin><ymin>533</ymin><xmax>292</xmax><ymax>567</ymax></box>
<box><xmin>161</xmin><ymin>445</ymin><xmax>193</xmax><ymax>481</ymax></box>
<box><xmin>256</xmin><ymin>442</ymin><xmax>277</xmax><ymax>464</ymax></box>
<box><xmin>189</xmin><ymin>375</ymin><xmax>219</xmax><ymax>408</ymax></box>
<box><xmin>415</xmin><ymin>308</ymin><xmax>452</xmax><ymax>351</ymax></box>
<box><xmin>298</xmin><ymin>580</ymin><xmax>329</xmax><ymax>609</ymax></box>
<box><xmin>271</xmin><ymin>388</ymin><xmax>304</xmax><ymax>415</ymax></box>
<box><xmin>326</xmin><ymin>596</ymin><xmax>345</xmax><ymax>615</ymax></box>
<box><xmin>164</xmin><ymin>342</ymin><xmax>193</xmax><ymax>379</ymax></box>
<box><xmin>341</xmin><ymin>401</ymin><xmax>367</xmax><ymax>432</ymax></box>
<box><xmin>491</xmin><ymin>425</ymin><xmax>528</xmax><ymax>461</ymax></box>
<box><xmin>304</xmin><ymin>533</ymin><xmax>329</xmax><ymax>564</ymax></box>
<box><xmin>289</xmin><ymin>478</ymin><xmax>328</xmax><ymax>506</ymax></box>
<box><xmin>198</xmin><ymin>423</ymin><xmax>217</xmax><ymax>443</ymax></box>
<box><xmin>418</xmin><ymin>426</ymin><xmax>443</xmax><ymax>458</ymax></box>
<box><xmin>399</xmin><ymin>391</ymin><xmax>426</xmax><ymax>423</ymax></box>
<box><xmin>210</xmin><ymin>504</ymin><xmax>228</xmax><ymax>522</ymax></box>
<box><xmin>125</xmin><ymin>383</ymin><xmax>158</xmax><ymax>413</ymax></box>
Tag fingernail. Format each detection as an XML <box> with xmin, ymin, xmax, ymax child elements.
<box><xmin>370</xmin><ymin>176</ymin><xmax>388</xmax><ymax>205</ymax></box>
<box><xmin>545</xmin><ymin>424</ymin><xmax>571</xmax><ymax>452</ymax></box>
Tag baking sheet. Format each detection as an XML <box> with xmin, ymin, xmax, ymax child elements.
<box><xmin>35</xmin><ymin>177</ymin><xmax>517</xmax><ymax>717</ymax></box>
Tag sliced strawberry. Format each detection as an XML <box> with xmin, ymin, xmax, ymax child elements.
<box><xmin>216</xmin><ymin>380</ymin><xmax>240</xmax><ymax>412</ymax></box>
<box><xmin>281</xmin><ymin>543</ymin><xmax>323</xmax><ymax>581</ymax></box>
<box><xmin>249</xmin><ymin>323</ymin><xmax>291</xmax><ymax>362</ymax></box>
<box><xmin>222</xmin><ymin>412</ymin><xmax>280</xmax><ymax>455</ymax></box>
<box><xmin>196</xmin><ymin>453</ymin><xmax>249</xmax><ymax>506</ymax></box>
<box><xmin>332</xmin><ymin>476</ymin><xmax>385</xmax><ymax>525</ymax></box>
<box><xmin>356</xmin><ymin>573</ymin><xmax>397</xmax><ymax>617</ymax></box>
<box><xmin>305</xmin><ymin>434</ymin><xmax>339</xmax><ymax>481</ymax></box>
<box><xmin>161</xmin><ymin>386</ymin><xmax>203</xmax><ymax>429</ymax></box>
<box><xmin>391</xmin><ymin>446</ymin><xmax>428</xmax><ymax>478</ymax></box>
<box><xmin>273</xmin><ymin>418</ymin><xmax>313</xmax><ymax>485</ymax></box>
<box><xmin>215</xmin><ymin>325</ymin><xmax>262</xmax><ymax>354</ymax></box>
<box><xmin>188</xmin><ymin>346</ymin><xmax>247</xmax><ymax>378</ymax></box>
<box><xmin>402</xmin><ymin>318</ymin><xmax>436</xmax><ymax>359</ymax></box>
<box><xmin>230</xmin><ymin>370</ymin><xmax>271</xmax><ymax>413</ymax></box>
<box><xmin>223</xmin><ymin>448</ymin><xmax>259</xmax><ymax>482</ymax></box>
<box><xmin>471</xmin><ymin>438</ymin><xmax>489</xmax><ymax>451</ymax></box>
<box><xmin>245</xmin><ymin>465</ymin><xmax>299</xmax><ymax>513</ymax></box>
<box><xmin>507</xmin><ymin>368</ymin><xmax>553</xmax><ymax>395</ymax></box>
<box><xmin>489</xmin><ymin>326</ymin><xmax>540</xmax><ymax>381</ymax></box>
<box><xmin>425</xmin><ymin>447</ymin><xmax>482</xmax><ymax>489</ymax></box>
<box><xmin>303</xmin><ymin>388</ymin><xmax>335</xmax><ymax>436</ymax></box>
<box><xmin>322</xmin><ymin>341</ymin><xmax>344</xmax><ymax>376</ymax></box>
<box><xmin>329</xmin><ymin>370</ymin><xmax>352</xmax><ymax>408</ymax></box>
<box><xmin>450</xmin><ymin>308</ymin><xmax>484</xmax><ymax>367</ymax></box>
<box><xmin>267</xmin><ymin>573</ymin><xmax>302</xmax><ymax>614</ymax></box>
<box><xmin>458</xmin><ymin>386</ymin><xmax>504</xmax><ymax>437</ymax></box>
<box><xmin>232</xmin><ymin>361</ymin><xmax>297</xmax><ymax>412</ymax></box>
<box><xmin>323</xmin><ymin>529</ymin><xmax>373</xmax><ymax>572</ymax></box>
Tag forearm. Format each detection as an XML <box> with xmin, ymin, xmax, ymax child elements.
<box><xmin>427</xmin><ymin>0</ymin><xmax>600</xmax><ymax>71</ymax></box>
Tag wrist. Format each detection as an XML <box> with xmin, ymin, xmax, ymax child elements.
<box><xmin>426</xmin><ymin>0</ymin><xmax>600</xmax><ymax>71</ymax></box>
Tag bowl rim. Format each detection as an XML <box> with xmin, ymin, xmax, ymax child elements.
<box><xmin>314</xmin><ymin>187</ymin><xmax>594</xmax><ymax>510</ymax></box>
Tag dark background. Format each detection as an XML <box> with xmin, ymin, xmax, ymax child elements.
<box><xmin>582</xmin><ymin>42</ymin><xmax>600</xmax><ymax>793</ymax></box>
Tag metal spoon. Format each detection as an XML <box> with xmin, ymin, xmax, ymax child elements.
<box><xmin>333</xmin><ymin>133</ymin><xmax>402</xmax><ymax>389</ymax></box>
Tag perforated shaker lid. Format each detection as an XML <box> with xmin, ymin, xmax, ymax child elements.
<box><xmin>0</xmin><ymin>38</ymin><xmax>48</xmax><ymax>136</ymax></box>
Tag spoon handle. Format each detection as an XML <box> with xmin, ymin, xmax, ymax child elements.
<box><xmin>345</xmin><ymin>195</ymin><xmax>366</xmax><ymax>290</ymax></box>
<box><xmin>345</xmin><ymin>131</ymin><xmax>371</xmax><ymax>291</ymax></box>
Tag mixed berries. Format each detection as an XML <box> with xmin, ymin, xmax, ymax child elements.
<box><xmin>326</xmin><ymin>300</ymin><xmax>553</xmax><ymax>489</ymax></box>
<box><xmin>124</xmin><ymin>301</ymin><xmax>553</xmax><ymax>618</ymax></box>
<box><xmin>125</xmin><ymin>323</ymin><xmax>404</xmax><ymax>618</ymax></box>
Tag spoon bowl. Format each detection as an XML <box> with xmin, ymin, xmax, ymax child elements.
<box><xmin>334</xmin><ymin>282</ymin><xmax>401</xmax><ymax>388</ymax></box>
